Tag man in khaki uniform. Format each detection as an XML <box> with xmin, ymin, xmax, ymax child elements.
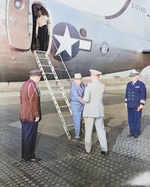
<box><xmin>83</xmin><ymin>69</ymin><xmax>108</xmax><ymax>155</ymax></box>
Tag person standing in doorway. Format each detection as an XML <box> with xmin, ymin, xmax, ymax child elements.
<box><xmin>125</xmin><ymin>70</ymin><xmax>146</xmax><ymax>138</ymax></box>
<box><xmin>20</xmin><ymin>70</ymin><xmax>42</xmax><ymax>162</ymax></box>
<box><xmin>83</xmin><ymin>69</ymin><xmax>108</xmax><ymax>155</ymax></box>
<box><xmin>36</xmin><ymin>8</ymin><xmax>49</xmax><ymax>51</ymax></box>
<box><xmin>70</xmin><ymin>73</ymin><xmax>85</xmax><ymax>141</ymax></box>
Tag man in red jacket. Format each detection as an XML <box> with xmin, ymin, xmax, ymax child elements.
<box><xmin>20</xmin><ymin>69</ymin><xmax>42</xmax><ymax>162</ymax></box>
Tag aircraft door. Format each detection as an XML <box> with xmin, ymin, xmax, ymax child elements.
<box><xmin>147</xmin><ymin>1</ymin><xmax>150</xmax><ymax>41</ymax></box>
<box><xmin>6</xmin><ymin>0</ymin><xmax>30</xmax><ymax>50</ymax></box>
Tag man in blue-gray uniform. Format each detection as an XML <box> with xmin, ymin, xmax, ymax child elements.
<box><xmin>70</xmin><ymin>73</ymin><xmax>85</xmax><ymax>141</ymax></box>
<box><xmin>125</xmin><ymin>70</ymin><xmax>146</xmax><ymax>138</ymax></box>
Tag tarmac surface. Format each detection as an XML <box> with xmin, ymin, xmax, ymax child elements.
<box><xmin>0</xmin><ymin>77</ymin><xmax>150</xmax><ymax>187</ymax></box>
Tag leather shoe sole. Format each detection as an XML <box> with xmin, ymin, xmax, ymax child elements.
<box><xmin>127</xmin><ymin>135</ymin><xmax>133</xmax><ymax>138</ymax></box>
<box><xmin>101</xmin><ymin>151</ymin><xmax>108</xmax><ymax>156</ymax></box>
<box><xmin>21</xmin><ymin>159</ymin><xmax>30</xmax><ymax>162</ymax></box>
<box><xmin>75</xmin><ymin>138</ymin><xmax>81</xmax><ymax>142</ymax></box>
<box><xmin>85</xmin><ymin>150</ymin><xmax>91</xmax><ymax>154</ymax></box>
<box><xmin>30</xmin><ymin>158</ymin><xmax>41</xmax><ymax>162</ymax></box>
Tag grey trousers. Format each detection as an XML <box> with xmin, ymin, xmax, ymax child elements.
<box><xmin>84</xmin><ymin>117</ymin><xmax>108</xmax><ymax>153</ymax></box>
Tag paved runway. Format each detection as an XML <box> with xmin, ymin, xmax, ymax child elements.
<box><xmin>0</xmin><ymin>78</ymin><xmax>150</xmax><ymax>187</ymax></box>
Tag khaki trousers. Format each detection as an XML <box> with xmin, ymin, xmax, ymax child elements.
<box><xmin>84</xmin><ymin>117</ymin><xmax>108</xmax><ymax>153</ymax></box>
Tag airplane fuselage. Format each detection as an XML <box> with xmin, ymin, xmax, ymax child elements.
<box><xmin>0</xmin><ymin>0</ymin><xmax>150</xmax><ymax>82</ymax></box>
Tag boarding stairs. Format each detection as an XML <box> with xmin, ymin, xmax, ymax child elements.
<box><xmin>35</xmin><ymin>50</ymin><xmax>73</xmax><ymax>140</ymax></box>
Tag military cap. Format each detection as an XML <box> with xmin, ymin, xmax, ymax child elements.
<box><xmin>29</xmin><ymin>69</ymin><xmax>42</xmax><ymax>76</ymax></box>
<box><xmin>130</xmin><ymin>70</ymin><xmax>139</xmax><ymax>77</ymax></box>
<box><xmin>89</xmin><ymin>69</ymin><xmax>102</xmax><ymax>75</ymax></box>
<box><xmin>74</xmin><ymin>73</ymin><xmax>82</xmax><ymax>79</ymax></box>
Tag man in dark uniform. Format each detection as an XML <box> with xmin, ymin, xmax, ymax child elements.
<box><xmin>125</xmin><ymin>70</ymin><xmax>146</xmax><ymax>138</ymax></box>
<box><xmin>20</xmin><ymin>70</ymin><xmax>42</xmax><ymax>162</ymax></box>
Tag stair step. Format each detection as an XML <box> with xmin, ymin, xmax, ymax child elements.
<box><xmin>36</xmin><ymin>50</ymin><xmax>46</xmax><ymax>53</ymax></box>
<box><xmin>59</xmin><ymin>105</ymin><xmax>69</xmax><ymax>108</ymax></box>
<box><xmin>55</xmin><ymin>97</ymin><xmax>65</xmax><ymax>99</ymax></box>
<box><xmin>54</xmin><ymin>68</ymin><xmax>68</xmax><ymax>72</ymax></box>
<box><xmin>67</xmin><ymin>124</ymin><xmax>74</xmax><ymax>127</ymax></box>
<box><xmin>63</xmin><ymin>114</ymin><xmax>72</xmax><ymax>117</ymax></box>
<box><xmin>39</xmin><ymin>57</ymin><xmax>47</xmax><ymax>60</ymax></box>
<box><xmin>45</xmin><ymin>72</ymin><xmax>54</xmax><ymax>75</ymax></box>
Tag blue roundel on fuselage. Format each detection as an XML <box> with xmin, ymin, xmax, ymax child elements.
<box><xmin>51</xmin><ymin>22</ymin><xmax>80</xmax><ymax>62</ymax></box>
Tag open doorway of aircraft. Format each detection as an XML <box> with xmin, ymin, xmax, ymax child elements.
<box><xmin>0</xmin><ymin>0</ymin><xmax>150</xmax><ymax>82</ymax></box>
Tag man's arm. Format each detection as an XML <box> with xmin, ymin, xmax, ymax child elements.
<box><xmin>125</xmin><ymin>84</ymin><xmax>128</xmax><ymax>107</ymax></box>
<box><xmin>137</xmin><ymin>82</ymin><xmax>146</xmax><ymax>111</ymax></box>
<box><xmin>28</xmin><ymin>82</ymin><xmax>40</xmax><ymax>120</ymax></box>
<box><xmin>83</xmin><ymin>84</ymin><xmax>91</xmax><ymax>103</ymax></box>
<box><xmin>35</xmin><ymin>18</ymin><xmax>39</xmax><ymax>38</ymax></box>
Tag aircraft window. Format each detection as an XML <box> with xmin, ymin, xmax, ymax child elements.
<box><xmin>80</xmin><ymin>28</ymin><xmax>87</xmax><ymax>37</ymax></box>
<box><xmin>14</xmin><ymin>0</ymin><xmax>24</xmax><ymax>10</ymax></box>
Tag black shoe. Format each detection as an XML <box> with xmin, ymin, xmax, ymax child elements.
<box><xmin>21</xmin><ymin>158</ymin><xmax>30</xmax><ymax>163</ymax></box>
<box><xmin>30</xmin><ymin>158</ymin><xmax>41</xmax><ymax>162</ymax></box>
<box><xmin>101</xmin><ymin>151</ymin><xmax>108</xmax><ymax>156</ymax></box>
<box><xmin>75</xmin><ymin>138</ymin><xmax>81</xmax><ymax>142</ymax></box>
<box><xmin>85</xmin><ymin>151</ymin><xmax>90</xmax><ymax>154</ymax></box>
<box><xmin>127</xmin><ymin>134</ymin><xmax>133</xmax><ymax>138</ymax></box>
<box><xmin>134</xmin><ymin>135</ymin><xmax>138</xmax><ymax>138</ymax></box>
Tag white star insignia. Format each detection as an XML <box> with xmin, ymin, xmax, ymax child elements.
<box><xmin>54</xmin><ymin>25</ymin><xmax>79</xmax><ymax>57</ymax></box>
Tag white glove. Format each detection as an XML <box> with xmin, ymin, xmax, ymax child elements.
<box><xmin>35</xmin><ymin>117</ymin><xmax>40</xmax><ymax>122</ymax></box>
